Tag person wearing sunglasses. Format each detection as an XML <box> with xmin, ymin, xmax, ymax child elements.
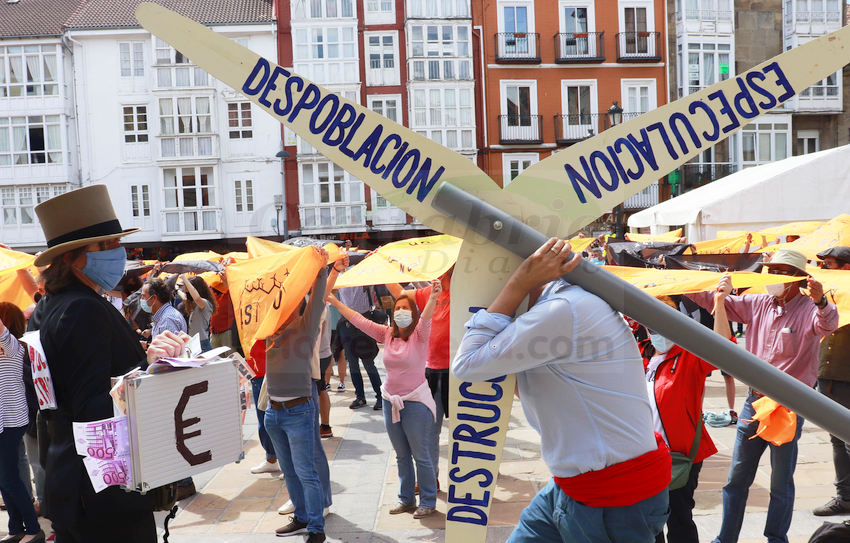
<box><xmin>812</xmin><ymin>246</ymin><xmax>850</xmax><ymax>516</ymax></box>
<box><xmin>687</xmin><ymin>248</ymin><xmax>838</xmax><ymax>543</ymax></box>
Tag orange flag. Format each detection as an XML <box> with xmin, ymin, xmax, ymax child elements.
<box><xmin>748</xmin><ymin>396</ymin><xmax>797</xmax><ymax>446</ymax></box>
<box><xmin>0</xmin><ymin>248</ymin><xmax>37</xmax><ymax>311</ymax></box>
<box><xmin>224</xmin><ymin>246</ymin><xmax>326</xmax><ymax>356</ymax></box>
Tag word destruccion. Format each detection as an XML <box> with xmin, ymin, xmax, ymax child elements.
<box><xmin>242</xmin><ymin>58</ymin><xmax>445</xmax><ymax>203</ymax></box>
<box><xmin>565</xmin><ymin>62</ymin><xmax>795</xmax><ymax>204</ymax></box>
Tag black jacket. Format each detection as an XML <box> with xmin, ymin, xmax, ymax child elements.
<box><xmin>29</xmin><ymin>281</ymin><xmax>153</xmax><ymax>528</ymax></box>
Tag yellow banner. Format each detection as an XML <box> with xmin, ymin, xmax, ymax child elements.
<box><xmin>690</xmin><ymin>236</ymin><xmax>749</xmax><ymax>254</ymax></box>
<box><xmin>603</xmin><ymin>266</ymin><xmax>803</xmax><ymax>297</ymax></box>
<box><xmin>568</xmin><ymin>236</ymin><xmax>597</xmax><ymax>254</ymax></box>
<box><xmin>758</xmin><ymin>214</ymin><xmax>850</xmax><ymax>260</ymax></box>
<box><xmin>334</xmin><ymin>234</ymin><xmax>461</xmax><ymax>288</ymax></box>
<box><xmin>759</xmin><ymin>220</ymin><xmax>825</xmax><ymax>237</ymax></box>
<box><xmin>224</xmin><ymin>247</ymin><xmax>326</xmax><ymax>356</ymax></box>
<box><xmin>246</xmin><ymin>236</ymin><xmax>292</xmax><ymax>258</ymax></box>
<box><xmin>625</xmin><ymin>229</ymin><xmax>683</xmax><ymax>243</ymax></box>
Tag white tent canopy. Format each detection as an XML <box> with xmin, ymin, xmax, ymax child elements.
<box><xmin>628</xmin><ymin>144</ymin><xmax>850</xmax><ymax>242</ymax></box>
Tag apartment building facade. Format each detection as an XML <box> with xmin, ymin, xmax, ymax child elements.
<box><xmin>274</xmin><ymin>0</ymin><xmax>476</xmax><ymax>244</ymax></box>
<box><xmin>666</xmin><ymin>0</ymin><xmax>846</xmax><ymax>195</ymax></box>
<box><xmin>471</xmin><ymin>0</ymin><xmax>670</xmax><ymax>222</ymax></box>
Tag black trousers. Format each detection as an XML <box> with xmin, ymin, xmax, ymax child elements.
<box><xmin>656</xmin><ymin>460</ymin><xmax>703</xmax><ymax>543</ymax></box>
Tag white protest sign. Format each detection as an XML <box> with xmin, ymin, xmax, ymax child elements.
<box><xmin>20</xmin><ymin>331</ymin><xmax>57</xmax><ymax>411</ymax></box>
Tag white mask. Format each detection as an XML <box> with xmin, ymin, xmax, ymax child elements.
<box><xmin>765</xmin><ymin>282</ymin><xmax>790</xmax><ymax>298</ymax></box>
<box><xmin>649</xmin><ymin>333</ymin><xmax>670</xmax><ymax>354</ymax></box>
<box><xmin>394</xmin><ymin>309</ymin><xmax>413</xmax><ymax>328</ymax></box>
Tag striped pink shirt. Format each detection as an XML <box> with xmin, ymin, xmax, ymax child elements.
<box><xmin>349</xmin><ymin>313</ymin><xmax>431</xmax><ymax>397</ymax></box>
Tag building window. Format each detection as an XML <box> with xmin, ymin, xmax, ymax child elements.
<box><xmin>162</xmin><ymin>166</ymin><xmax>218</xmax><ymax>233</ymax></box>
<box><xmin>368</xmin><ymin>95</ymin><xmax>400</xmax><ymax>122</ymax></box>
<box><xmin>228</xmin><ymin>102</ymin><xmax>253</xmax><ymax>139</ymax></box>
<box><xmin>558</xmin><ymin>80</ymin><xmax>598</xmax><ymax>141</ymax></box>
<box><xmin>366</xmin><ymin>33</ymin><xmax>399</xmax><ymax>86</ymax></box>
<box><xmin>678</xmin><ymin>42</ymin><xmax>731</xmax><ymax>97</ymax></box>
<box><xmin>0</xmin><ymin>45</ymin><xmax>59</xmax><ymax>98</ymax></box>
<box><xmin>741</xmin><ymin>119</ymin><xmax>790</xmax><ymax>167</ymax></box>
<box><xmin>154</xmin><ymin>38</ymin><xmax>210</xmax><ymax>88</ymax></box>
<box><xmin>1</xmin><ymin>184</ymin><xmax>64</xmax><ymax>225</ymax></box>
<box><xmin>502</xmin><ymin>153</ymin><xmax>538</xmax><ymax>186</ymax></box>
<box><xmin>293</xmin><ymin>26</ymin><xmax>358</xmax><ymax>84</ymax></box>
<box><xmin>158</xmin><ymin>97</ymin><xmax>213</xmax><ymax>158</ymax></box>
<box><xmin>119</xmin><ymin>42</ymin><xmax>144</xmax><ymax>78</ymax></box>
<box><xmin>498</xmin><ymin>3</ymin><xmax>534</xmax><ymax>57</ymax></box>
<box><xmin>292</xmin><ymin>0</ymin><xmax>355</xmax><ymax>18</ymax></box>
<box><xmin>123</xmin><ymin>106</ymin><xmax>149</xmax><ymax>143</ymax></box>
<box><xmin>366</xmin><ymin>0</ymin><xmax>395</xmax><ymax>23</ymax></box>
<box><xmin>499</xmin><ymin>81</ymin><xmax>538</xmax><ymax>141</ymax></box>
<box><xmin>801</xmin><ymin>72</ymin><xmax>839</xmax><ymax>98</ymax></box>
<box><xmin>797</xmin><ymin>130</ymin><xmax>819</xmax><ymax>154</ymax></box>
<box><xmin>409</xmin><ymin>25</ymin><xmax>471</xmax><ymax>81</ymax></box>
<box><xmin>621</xmin><ymin>79</ymin><xmax>656</xmax><ymax>119</ymax></box>
<box><xmin>411</xmin><ymin>87</ymin><xmax>474</xmax><ymax>149</ymax></box>
<box><xmin>0</xmin><ymin>115</ymin><xmax>62</xmax><ymax>166</ymax></box>
<box><xmin>235</xmin><ymin>179</ymin><xmax>254</xmax><ymax>212</ymax></box>
<box><xmin>131</xmin><ymin>184</ymin><xmax>151</xmax><ymax>217</ymax></box>
<box><xmin>407</xmin><ymin>0</ymin><xmax>470</xmax><ymax>17</ymax></box>
<box><xmin>299</xmin><ymin>162</ymin><xmax>365</xmax><ymax>228</ymax></box>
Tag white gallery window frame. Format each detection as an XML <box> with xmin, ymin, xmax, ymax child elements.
<box><xmin>292</xmin><ymin>0</ymin><xmax>356</xmax><ymax>19</ymax></box>
<box><xmin>0</xmin><ymin>44</ymin><xmax>60</xmax><ymax>98</ymax></box>
<box><xmin>153</xmin><ymin>38</ymin><xmax>210</xmax><ymax>88</ymax></box>
<box><xmin>620</xmin><ymin>78</ymin><xmax>657</xmax><ymax>115</ymax></box>
<box><xmin>408</xmin><ymin>24</ymin><xmax>472</xmax><ymax>81</ymax></box>
<box><xmin>130</xmin><ymin>184</ymin><xmax>152</xmax><ymax>218</ymax></box>
<box><xmin>797</xmin><ymin>129</ymin><xmax>819</xmax><ymax>155</ymax></box>
<box><xmin>410</xmin><ymin>85</ymin><xmax>475</xmax><ymax>150</ymax></box>
<box><xmin>234</xmin><ymin>179</ymin><xmax>255</xmax><ymax>213</ymax></box>
<box><xmin>618</xmin><ymin>0</ymin><xmax>655</xmax><ymax>33</ymax></box>
<box><xmin>559</xmin><ymin>0</ymin><xmax>596</xmax><ymax>33</ymax></box>
<box><xmin>162</xmin><ymin>166</ymin><xmax>219</xmax><ymax>233</ymax></box>
<box><xmin>368</xmin><ymin>94</ymin><xmax>402</xmax><ymax>123</ymax></box>
<box><xmin>298</xmin><ymin>160</ymin><xmax>366</xmax><ymax>228</ymax></box>
<box><xmin>227</xmin><ymin>102</ymin><xmax>253</xmax><ymax>140</ymax></box>
<box><xmin>123</xmin><ymin>105</ymin><xmax>150</xmax><ymax>143</ymax></box>
<box><xmin>677</xmin><ymin>39</ymin><xmax>732</xmax><ymax>98</ymax></box>
<box><xmin>406</xmin><ymin>0</ymin><xmax>470</xmax><ymax>18</ymax></box>
<box><xmin>739</xmin><ymin>116</ymin><xmax>791</xmax><ymax>168</ymax></box>
<box><xmin>0</xmin><ymin>115</ymin><xmax>63</xmax><ymax>166</ymax></box>
<box><xmin>502</xmin><ymin>152</ymin><xmax>538</xmax><ymax>187</ymax></box>
<box><xmin>1</xmin><ymin>184</ymin><xmax>66</xmax><ymax>226</ymax></box>
<box><xmin>293</xmin><ymin>25</ymin><xmax>360</xmax><ymax>85</ymax></box>
<box><xmin>365</xmin><ymin>32</ymin><xmax>400</xmax><ymax>86</ymax></box>
<box><xmin>366</xmin><ymin>0</ymin><xmax>396</xmax><ymax>24</ymax></box>
<box><xmin>119</xmin><ymin>42</ymin><xmax>145</xmax><ymax>78</ymax></box>
<box><xmin>158</xmin><ymin>96</ymin><xmax>214</xmax><ymax>158</ymax></box>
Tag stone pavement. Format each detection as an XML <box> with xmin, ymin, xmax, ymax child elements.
<box><xmin>4</xmin><ymin>352</ymin><xmax>850</xmax><ymax>542</ymax></box>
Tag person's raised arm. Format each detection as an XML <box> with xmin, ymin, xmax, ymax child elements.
<box><xmin>327</xmin><ymin>293</ymin><xmax>357</xmax><ymax>322</ymax></box>
<box><xmin>16</xmin><ymin>269</ymin><xmax>39</xmax><ymax>301</ymax></box>
<box><xmin>326</xmin><ymin>253</ymin><xmax>348</xmax><ymax>295</ymax></box>
<box><xmin>386</xmin><ymin>283</ymin><xmax>407</xmax><ymax>300</ymax></box>
<box><xmin>180</xmin><ymin>273</ymin><xmax>206</xmax><ymax>310</ymax></box>
<box><xmin>488</xmin><ymin>238</ymin><xmax>581</xmax><ymax>317</ymax></box>
<box><xmin>421</xmin><ymin>279</ymin><xmax>441</xmax><ymax>320</ymax></box>
<box><xmin>714</xmin><ymin>274</ymin><xmax>733</xmax><ymax>340</ymax></box>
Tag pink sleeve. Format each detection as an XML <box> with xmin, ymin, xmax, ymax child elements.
<box><xmin>412</xmin><ymin>317</ymin><xmax>432</xmax><ymax>347</ymax></box>
<box><xmin>349</xmin><ymin>312</ymin><xmax>391</xmax><ymax>344</ymax></box>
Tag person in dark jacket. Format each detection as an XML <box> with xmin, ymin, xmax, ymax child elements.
<box><xmin>28</xmin><ymin>185</ymin><xmax>187</xmax><ymax>543</ymax></box>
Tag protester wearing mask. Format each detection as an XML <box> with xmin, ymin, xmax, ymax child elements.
<box><xmin>641</xmin><ymin>295</ymin><xmax>733</xmax><ymax>543</ymax></box>
<box><xmin>140</xmin><ymin>278</ymin><xmax>187</xmax><ymax>344</ymax></box>
<box><xmin>27</xmin><ymin>185</ymin><xmax>188</xmax><ymax>543</ymax></box>
<box><xmin>328</xmin><ymin>281</ymin><xmax>441</xmax><ymax>519</ymax></box>
<box><xmin>687</xmin><ymin>249</ymin><xmax>838</xmax><ymax>543</ymax></box>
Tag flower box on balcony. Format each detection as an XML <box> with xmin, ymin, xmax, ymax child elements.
<box><xmin>638</xmin><ymin>31</ymin><xmax>651</xmax><ymax>37</ymax></box>
<box><xmin>574</xmin><ymin>32</ymin><xmax>588</xmax><ymax>38</ymax></box>
<box><xmin>513</xmin><ymin>32</ymin><xmax>526</xmax><ymax>38</ymax></box>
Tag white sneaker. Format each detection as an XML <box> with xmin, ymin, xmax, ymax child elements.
<box><xmin>278</xmin><ymin>499</ymin><xmax>295</xmax><ymax>515</ymax></box>
<box><xmin>251</xmin><ymin>460</ymin><xmax>281</xmax><ymax>474</ymax></box>
<box><xmin>337</xmin><ymin>382</ymin><xmax>345</xmax><ymax>391</ymax></box>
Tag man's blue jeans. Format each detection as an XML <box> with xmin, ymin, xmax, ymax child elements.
<box><xmin>265</xmin><ymin>400</ymin><xmax>324</xmax><ymax>534</ymax></box>
<box><xmin>0</xmin><ymin>425</ymin><xmax>41</xmax><ymax>536</ymax></box>
<box><xmin>251</xmin><ymin>377</ymin><xmax>276</xmax><ymax>461</ymax></box>
<box><xmin>311</xmin><ymin>380</ymin><xmax>332</xmax><ymax>508</ymax></box>
<box><xmin>383</xmin><ymin>400</ymin><xmax>437</xmax><ymax>508</ymax></box>
<box><xmin>508</xmin><ymin>479</ymin><xmax>669</xmax><ymax>542</ymax></box>
<box><xmin>712</xmin><ymin>392</ymin><xmax>805</xmax><ymax>543</ymax></box>
<box><xmin>339</xmin><ymin>322</ymin><xmax>382</xmax><ymax>404</ymax></box>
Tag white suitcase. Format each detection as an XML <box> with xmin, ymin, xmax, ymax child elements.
<box><xmin>124</xmin><ymin>359</ymin><xmax>243</xmax><ymax>491</ymax></box>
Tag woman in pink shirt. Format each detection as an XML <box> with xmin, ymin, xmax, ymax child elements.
<box><xmin>328</xmin><ymin>281</ymin><xmax>441</xmax><ymax>519</ymax></box>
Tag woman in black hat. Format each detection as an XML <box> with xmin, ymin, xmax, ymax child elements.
<box><xmin>28</xmin><ymin>185</ymin><xmax>187</xmax><ymax>543</ymax></box>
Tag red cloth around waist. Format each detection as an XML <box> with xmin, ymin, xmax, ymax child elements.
<box><xmin>554</xmin><ymin>432</ymin><xmax>672</xmax><ymax>507</ymax></box>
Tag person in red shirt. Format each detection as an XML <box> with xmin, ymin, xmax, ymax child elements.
<box><xmin>387</xmin><ymin>265</ymin><xmax>452</xmax><ymax>487</ymax></box>
<box><xmin>641</xmin><ymin>294</ymin><xmax>734</xmax><ymax>543</ymax></box>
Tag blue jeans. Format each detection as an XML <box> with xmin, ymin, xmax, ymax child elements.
<box><xmin>200</xmin><ymin>338</ymin><xmax>213</xmax><ymax>353</ymax></box>
<box><xmin>712</xmin><ymin>392</ymin><xmax>805</xmax><ymax>543</ymax></box>
<box><xmin>265</xmin><ymin>400</ymin><xmax>324</xmax><ymax>534</ymax></box>
<box><xmin>311</xmin><ymin>380</ymin><xmax>332</xmax><ymax>508</ymax></box>
<box><xmin>383</xmin><ymin>401</ymin><xmax>437</xmax><ymax>508</ymax></box>
<box><xmin>339</xmin><ymin>322</ymin><xmax>382</xmax><ymax>403</ymax></box>
<box><xmin>508</xmin><ymin>479</ymin><xmax>669</xmax><ymax>543</ymax></box>
<box><xmin>0</xmin><ymin>425</ymin><xmax>40</xmax><ymax>536</ymax></box>
<box><xmin>251</xmin><ymin>377</ymin><xmax>276</xmax><ymax>461</ymax></box>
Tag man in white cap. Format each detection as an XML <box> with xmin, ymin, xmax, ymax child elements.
<box><xmin>688</xmin><ymin>248</ymin><xmax>838</xmax><ymax>543</ymax></box>
<box><xmin>813</xmin><ymin>246</ymin><xmax>850</xmax><ymax>516</ymax></box>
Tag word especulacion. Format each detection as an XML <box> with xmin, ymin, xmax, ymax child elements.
<box><xmin>565</xmin><ymin>62</ymin><xmax>794</xmax><ymax>204</ymax></box>
<box><xmin>242</xmin><ymin>58</ymin><xmax>444</xmax><ymax>203</ymax></box>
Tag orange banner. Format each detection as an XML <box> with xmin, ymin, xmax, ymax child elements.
<box><xmin>224</xmin><ymin>247</ymin><xmax>326</xmax><ymax>355</ymax></box>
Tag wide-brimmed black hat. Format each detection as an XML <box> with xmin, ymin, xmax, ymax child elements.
<box><xmin>34</xmin><ymin>185</ymin><xmax>139</xmax><ymax>267</ymax></box>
